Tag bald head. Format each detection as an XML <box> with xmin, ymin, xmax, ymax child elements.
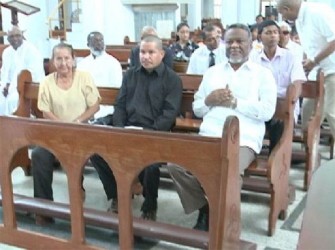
<box><xmin>276</xmin><ymin>0</ymin><xmax>302</xmax><ymax>21</ymax></box>
<box><xmin>141</xmin><ymin>26</ymin><xmax>157</xmax><ymax>39</ymax></box>
<box><xmin>276</xmin><ymin>0</ymin><xmax>301</xmax><ymax>9</ymax></box>
<box><xmin>7</xmin><ymin>26</ymin><xmax>23</xmax><ymax>50</ymax></box>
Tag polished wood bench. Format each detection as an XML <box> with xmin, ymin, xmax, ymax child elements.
<box><xmin>242</xmin><ymin>83</ymin><xmax>300</xmax><ymax>236</ymax></box>
<box><xmin>292</xmin><ymin>70</ymin><xmax>325</xmax><ymax>190</ymax></box>
<box><xmin>297</xmin><ymin>159</ymin><xmax>335</xmax><ymax>249</ymax></box>
<box><xmin>0</xmin><ymin>115</ymin><xmax>256</xmax><ymax>249</ymax></box>
<box><xmin>73</xmin><ymin>48</ymin><xmax>131</xmax><ymax>70</ymax></box>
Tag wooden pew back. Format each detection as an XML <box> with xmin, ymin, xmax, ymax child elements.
<box><xmin>294</xmin><ymin>71</ymin><xmax>324</xmax><ymax>190</ymax></box>
<box><xmin>243</xmin><ymin>82</ymin><xmax>300</xmax><ymax>236</ymax></box>
<box><xmin>297</xmin><ymin>159</ymin><xmax>335</xmax><ymax>250</ymax></box>
<box><xmin>0</xmin><ymin>115</ymin><xmax>242</xmax><ymax>249</ymax></box>
<box><xmin>73</xmin><ymin>48</ymin><xmax>131</xmax><ymax>70</ymax></box>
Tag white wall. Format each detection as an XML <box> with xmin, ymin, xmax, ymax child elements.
<box><xmin>187</xmin><ymin>0</ymin><xmax>202</xmax><ymax>29</ymax></box>
<box><xmin>308</xmin><ymin>0</ymin><xmax>335</xmax><ymax>9</ymax></box>
<box><xmin>221</xmin><ymin>0</ymin><xmax>260</xmax><ymax>26</ymax></box>
<box><xmin>1</xmin><ymin>0</ymin><xmax>135</xmax><ymax>56</ymax></box>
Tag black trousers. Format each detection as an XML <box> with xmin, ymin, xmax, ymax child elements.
<box><xmin>90</xmin><ymin>154</ymin><xmax>160</xmax><ymax>211</ymax></box>
<box><xmin>32</xmin><ymin>146</ymin><xmax>85</xmax><ymax>201</ymax></box>
<box><xmin>265</xmin><ymin>118</ymin><xmax>284</xmax><ymax>154</ymax></box>
<box><xmin>32</xmin><ymin>146</ymin><xmax>56</xmax><ymax>200</ymax></box>
<box><xmin>92</xmin><ymin>114</ymin><xmax>113</xmax><ymax>126</ymax></box>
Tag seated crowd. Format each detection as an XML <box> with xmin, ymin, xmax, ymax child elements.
<box><xmin>1</xmin><ymin>0</ymin><xmax>334</xmax><ymax>235</ymax></box>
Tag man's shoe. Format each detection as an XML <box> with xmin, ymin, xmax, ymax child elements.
<box><xmin>193</xmin><ymin>204</ymin><xmax>209</xmax><ymax>231</ymax></box>
<box><xmin>35</xmin><ymin>215</ymin><xmax>55</xmax><ymax>226</ymax></box>
<box><xmin>140</xmin><ymin>198</ymin><xmax>157</xmax><ymax>221</ymax></box>
<box><xmin>141</xmin><ymin>209</ymin><xmax>157</xmax><ymax>221</ymax></box>
<box><xmin>107</xmin><ymin>198</ymin><xmax>118</xmax><ymax>213</ymax></box>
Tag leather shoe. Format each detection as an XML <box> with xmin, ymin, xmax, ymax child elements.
<box><xmin>35</xmin><ymin>215</ymin><xmax>55</xmax><ymax>226</ymax></box>
<box><xmin>193</xmin><ymin>204</ymin><xmax>209</xmax><ymax>231</ymax></box>
<box><xmin>141</xmin><ymin>209</ymin><xmax>157</xmax><ymax>221</ymax></box>
<box><xmin>107</xmin><ymin>198</ymin><xmax>118</xmax><ymax>213</ymax></box>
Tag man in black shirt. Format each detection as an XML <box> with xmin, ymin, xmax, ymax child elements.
<box><xmin>91</xmin><ymin>35</ymin><xmax>182</xmax><ymax>220</ymax></box>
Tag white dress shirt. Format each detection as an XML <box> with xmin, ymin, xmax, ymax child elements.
<box><xmin>0</xmin><ymin>41</ymin><xmax>45</xmax><ymax>115</ymax></box>
<box><xmin>296</xmin><ymin>2</ymin><xmax>335</xmax><ymax>76</ymax></box>
<box><xmin>193</xmin><ymin>60</ymin><xmax>277</xmax><ymax>153</ymax></box>
<box><xmin>77</xmin><ymin>51</ymin><xmax>123</xmax><ymax>118</ymax></box>
<box><xmin>286</xmin><ymin>39</ymin><xmax>304</xmax><ymax>64</ymax></box>
<box><xmin>186</xmin><ymin>44</ymin><xmax>227</xmax><ymax>75</ymax></box>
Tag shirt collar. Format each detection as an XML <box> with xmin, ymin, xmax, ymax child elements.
<box><xmin>259</xmin><ymin>46</ymin><xmax>284</xmax><ymax>61</ymax></box>
<box><xmin>136</xmin><ymin>62</ymin><xmax>165</xmax><ymax>76</ymax></box>
<box><xmin>223</xmin><ymin>59</ymin><xmax>254</xmax><ymax>71</ymax></box>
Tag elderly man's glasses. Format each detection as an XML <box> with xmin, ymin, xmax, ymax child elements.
<box><xmin>281</xmin><ymin>31</ymin><xmax>290</xmax><ymax>35</ymax></box>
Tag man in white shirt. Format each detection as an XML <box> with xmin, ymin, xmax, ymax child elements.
<box><xmin>186</xmin><ymin>24</ymin><xmax>227</xmax><ymax>75</ymax></box>
<box><xmin>168</xmin><ymin>23</ymin><xmax>277</xmax><ymax>231</ymax></box>
<box><xmin>77</xmin><ymin>31</ymin><xmax>123</xmax><ymax>125</ymax></box>
<box><xmin>278</xmin><ymin>21</ymin><xmax>304</xmax><ymax>63</ymax></box>
<box><xmin>277</xmin><ymin>0</ymin><xmax>335</xmax><ymax>137</ymax></box>
<box><xmin>0</xmin><ymin>26</ymin><xmax>44</xmax><ymax>115</ymax></box>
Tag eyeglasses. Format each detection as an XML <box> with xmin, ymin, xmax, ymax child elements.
<box><xmin>282</xmin><ymin>31</ymin><xmax>290</xmax><ymax>35</ymax></box>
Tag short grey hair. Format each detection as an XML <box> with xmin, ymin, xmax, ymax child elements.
<box><xmin>141</xmin><ymin>26</ymin><xmax>157</xmax><ymax>38</ymax></box>
<box><xmin>277</xmin><ymin>21</ymin><xmax>292</xmax><ymax>32</ymax></box>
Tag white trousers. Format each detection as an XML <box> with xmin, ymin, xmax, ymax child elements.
<box><xmin>302</xmin><ymin>73</ymin><xmax>335</xmax><ymax>138</ymax></box>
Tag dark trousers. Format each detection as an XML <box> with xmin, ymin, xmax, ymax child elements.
<box><xmin>92</xmin><ymin>114</ymin><xmax>113</xmax><ymax>126</ymax></box>
<box><xmin>32</xmin><ymin>147</ymin><xmax>56</xmax><ymax>200</ymax></box>
<box><xmin>90</xmin><ymin>154</ymin><xmax>160</xmax><ymax>211</ymax></box>
<box><xmin>32</xmin><ymin>147</ymin><xmax>84</xmax><ymax>201</ymax></box>
<box><xmin>265</xmin><ymin>118</ymin><xmax>284</xmax><ymax>154</ymax></box>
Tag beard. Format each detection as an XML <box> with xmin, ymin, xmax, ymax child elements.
<box><xmin>228</xmin><ymin>56</ymin><xmax>245</xmax><ymax>64</ymax></box>
<box><xmin>89</xmin><ymin>46</ymin><xmax>104</xmax><ymax>57</ymax></box>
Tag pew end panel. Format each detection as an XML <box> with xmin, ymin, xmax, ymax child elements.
<box><xmin>297</xmin><ymin>160</ymin><xmax>335</xmax><ymax>250</ymax></box>
<box><xmin>292</xmin><ymin>70</ymin><xmax>324</xmax><ymax>190</ymax></box>
<box><xmin>0</xmin><ymin>115</ymin><xmax>252</xmax><ymax>249</ymax></box>
<box><xmin>243</xmin><ymin>82</ymin><xmax>300</xmax><ymax>236</ymax></box>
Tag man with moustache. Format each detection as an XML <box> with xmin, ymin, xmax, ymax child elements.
<box><xmin>77</xmin><ymin>31</ymin><xmax>122</xmax><ymax>125</ymax></box>
<box><xmin>77</xmin><ymin>31</ymin><xmax>123</xmax><ymax>125</ymax></box>
<box><xmin>0</xmin><ymin>26</ymin><xmax>44</xmax><ymax>115</ymax></box>
<box><xmin>167</xmin><ymin>23</ymin><xmax>277</xmax><ymax>231</ymax></box>
<box><xmin>186</xmin><ymin>24</ymin><xmax>227</xmax><ymax>74</ymax></box>
<box><xmin>90</xmin><ymin>35</ymin><xmax>182</xmax><ymax>221</ymax></box>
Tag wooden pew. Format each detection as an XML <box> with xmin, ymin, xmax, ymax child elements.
<box><xmin>297</xmin><ymin>159</ymin><xmax>335</xmax><ymax>250</ymax></box>
<box><xmin>173</xmin><ymin>61</ymin><xmax>189</xmax><ymax>73</ymax></box>
<box><xmin>73</xmin><ymin>48</ymin><xmax>131</xmax><ymax>70</ymax></box>
<box><xmin>0</xmin><ymin>115</ymin><xmax>256</xmax><ymax>249</ymax></box>
<box><xmin>292</xmin><ymin>71</ymin><xmax>325</xmax><ymax>190</ymax></box>
<box><xmin>242</xmin><ymin>83</ymin><xmax>300</xmax><ymax>236</ymax></box>
<box><xmin>106</xmin><ymin>44</ymin><xmax>136</xmax><ymax>50</ymax></box>
<box><xmin>14</xmin><ymin>70</ymin><xmax>204</xmax><ymax>182</ymax></box>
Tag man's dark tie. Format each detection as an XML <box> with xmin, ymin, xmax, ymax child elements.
<box><xmin>209</xmin><ymin>51</ymin><xmax>215</xmax><ymax>67</ymax></box>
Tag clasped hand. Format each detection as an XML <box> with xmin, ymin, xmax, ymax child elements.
<box><xmin>2</xmin><ymin>83</ymin><xmax>10</xmax><ymax>97</ymax></box>
<box><xmin>302</xmin><ymin>58</ymin><xmax>316</xmax><ymax>76</ymax></box>
<box><xmin>205</xmin><ymin>85</ymin><xmax>234</xmax><ymax>107</ymax></box>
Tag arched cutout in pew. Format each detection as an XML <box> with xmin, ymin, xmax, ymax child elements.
<box><xmin>0</xmin><ymin>115</ymin><xmax>256</xmax><ymax>249</ymax></box>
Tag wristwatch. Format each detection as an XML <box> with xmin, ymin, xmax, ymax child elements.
<box><xmin>230</xmin><ymin>97</ymin><xmax>237</xmax><ymax>109</ymax></box>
